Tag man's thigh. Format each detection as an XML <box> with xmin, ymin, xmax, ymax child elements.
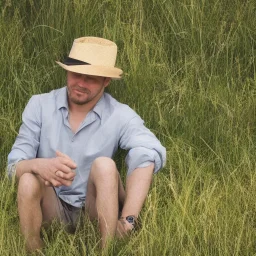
<box><xmin>85</xmin><ymin>176</ymin><xmax>98</xmax><ymax>220</ymax></box>
<box><xmin>41</xmin><ymin>186</ymin><xmax>82</xmax><ymax>231</ymax></box>
<box><xmin>41</xmin><ymin>185</ymin><xmax>62</xmax><ymax>224</ymax></box>
<box><xmin>18</xmin><ymin>173</ymin><xmax>61</xmax><ymax>224</ymax></box>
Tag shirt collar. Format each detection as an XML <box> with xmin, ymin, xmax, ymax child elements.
<box><xmin>92</xmin><ymin>93</ymin><xmax>105</xmax><ymax>120</ymax></box>
<box><xmin>56</xmin><ymin>86</ymin><xmax>106</xmax><ymax>120</ymax></box>
<box><xmin>56</xmin><ymin>87</ymin><xmax>69</xmax><ymax>110</ymax></box>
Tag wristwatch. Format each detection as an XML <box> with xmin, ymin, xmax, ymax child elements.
<box><xmin>120</xmin><ymin>215</ymin><xmax>137</xmax><ymax>229</ymax></box>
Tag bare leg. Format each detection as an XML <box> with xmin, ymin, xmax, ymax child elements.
<box><xmin>116</xmin><ymin>164</ymin><xmax>154</xmax><ymax>236</ymax></box>
<box><xmin>85</xmin><ymin>157</ymin><xmax>125</xmax><ymax>247</ymax></box>
<box><xmin>121</xmin><ymin>164</ymin><xmax>154</xmax><ymax>217</ymax></box>
<box><xmin>18</xmin><ymin>173</ymin><xmax>60</xmax><ymax>252</ymax></box>
<box><xmin>86</xmin><ymin>160</ymin><xmax>154</xmax><ymax>241</ymax></box>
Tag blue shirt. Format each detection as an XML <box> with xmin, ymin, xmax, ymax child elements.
<box><xmin>7</xmin><ymin>87</ymin><xmax>166</xmax><ymax>207</ymax></box>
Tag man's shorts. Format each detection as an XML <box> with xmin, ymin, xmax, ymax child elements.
<box><xmin>56</xmin><ymin>197</ymin><xmax>84</xmax><ymax>233</ymax></box>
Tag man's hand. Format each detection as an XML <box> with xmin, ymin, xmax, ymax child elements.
<box><xmin>116</xmin><ymin>219</ymin><xmax>134</xmax><ymax>238</ymax></box>
<box><xmin>33</xmin><ymin>150</ymin><xmax>77</xmax><ymax>187</ymax></box>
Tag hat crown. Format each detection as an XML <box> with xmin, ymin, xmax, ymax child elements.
<box><xmin>56</xmin><ymin>36</ymin><xmax>123</xmax><ymax>79</ymax></box>
<box><xmin>69</xmin><ymin>37</ymin><xmax>117</xmax><ymax>67</ymax></box>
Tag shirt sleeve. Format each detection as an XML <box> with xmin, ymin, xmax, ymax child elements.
<box><xmin>7</xmin><ymin>95</ymin><xmax>42</xmax><ymax>178</ymax></box>
<box><xmin>119</xmin><ymin>115</ymin><xmax>166</xmax><ymax>175</ymax></box>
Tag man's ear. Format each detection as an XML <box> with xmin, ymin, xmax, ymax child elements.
<box><xmin>104</xmin><ymin>77</ymin><xmax>112</xmax><ymax>88</ymax></box>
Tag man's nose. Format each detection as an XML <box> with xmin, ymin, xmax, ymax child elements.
<box><xmin>78</xmin><ymin>75</ymin><xmax>90</xmax><ymax>86</ymax></box>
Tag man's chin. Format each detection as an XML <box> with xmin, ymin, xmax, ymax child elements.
<box><xmin>70</xmin><ymin>98</ymin><xmax>89</xmax><ymax>105</ymax></box>
<box><xmin>68</xmin><ymin>93</ymin><xmax>89</xmax><ymax>104</ymax></box>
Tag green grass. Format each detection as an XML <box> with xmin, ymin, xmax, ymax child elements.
<box><xmin>1</xmin><ymin>0</ymin><xmax>256</xmax><ymax>255</ymax></box>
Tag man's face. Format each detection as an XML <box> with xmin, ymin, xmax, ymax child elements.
<box><xmin>67</xmin><ymin>71</ymin><xmax>111</xmax><ymax>106</ymax></box>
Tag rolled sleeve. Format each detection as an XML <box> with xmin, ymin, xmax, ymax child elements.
<box><xmin>7</xmin><ymin>95</ymin><xmax>42</xmax><ymax>178</ymax></box>
<box><xmin>7</xmin><ymin>163</ymin><xmax>18</xmax><ymax>179</ymax></box>
<box><xmin>119</xmin><ymin>115</ymin><xmax>166</xmax><ymax>175</ymax></box>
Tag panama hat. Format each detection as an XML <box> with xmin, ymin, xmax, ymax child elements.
<box><xmin>56</xmin><ymin>37</ymin><xmax>123</xmax><ymax>79</ymax></box>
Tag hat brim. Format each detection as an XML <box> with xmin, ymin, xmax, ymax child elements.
<box><xmin>56</xmin><ymin>61</ymin><xmax>123</xmax><ymax>79</ymax></box>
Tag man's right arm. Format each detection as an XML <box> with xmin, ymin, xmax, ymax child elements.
<box><xmin>7</xmin><ymin>96</ymin><xmax>76</xmax><ymax>186</ymax></box>
<box><xmin>15</xmin><ymin>155</ymin><xmax>77</xmax><ymax>187</ymax></box>
<box><xmin>15</xmin><ymin>159</ymin><xmax>37</xmax><ymax>179</ymax></box>
<box><xmin>7</xmin><ymin>95</ymin><xmax>42</xmax><ymax>178</ymax></box>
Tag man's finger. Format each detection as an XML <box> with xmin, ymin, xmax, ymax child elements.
<box><xmin>56</xmin><ymin>150</ymin><xmax>77</xmax><ymax>169</ymax></box>
<box><xmin>55</xmin><ymin>161</ymin><xmax>77</xmax><ymax>174</ymax></box>
<box><xmin>56</xmin><ymin>150</ymin><xmax>72</xmax><ymax>160</ymax></box>
<box><xmin>45</xmin><ymin>181</ymin><xmax>52</xmax><ymax>186</ymax></box>
<box><xmin>53</xmin><ymin>176</ymin><xmax>73</xmax><ymax>187</ymax></box>
<box><xmin>60</xmin><ymin>159</ymin><xmax>77</xmax><ymax>170</ymax></box>
<box><xmin>50</xmin><ymin>177</ymin><xmax>65</xmax><ymax>187</ymax></box>
<box><xmin>56</xmin><ymin>170</ymin><xmax>75</xmax><ymax>180</ymax></box>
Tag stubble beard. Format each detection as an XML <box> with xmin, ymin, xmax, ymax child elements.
<box><xmin>68</xmin><ymin>91</ymin><xmax>91</xmax><ymax>105</ymax></box>
<box><xmin>67</xmin><ymin>85</ymin><xmax>103</xmax><ymax>106</ymax></box>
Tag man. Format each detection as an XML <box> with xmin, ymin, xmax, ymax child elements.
<box><xmin>7</xmin><ymin>37</ymin><xmax>166</xmax><ymax>251</ymax></box>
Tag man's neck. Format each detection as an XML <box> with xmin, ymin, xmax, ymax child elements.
<box><xmin>67</xmin><ymin>92</ymin><xmax>104</xmax><ymax>133</ymax></box>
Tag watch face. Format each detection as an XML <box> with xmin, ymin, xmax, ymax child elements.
<box><xmin>126</xmin><ymin>216</ymin><xmax>135</xmax><ymax>224</ymax></box>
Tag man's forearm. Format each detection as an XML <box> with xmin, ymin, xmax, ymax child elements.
<box><xmin>15</xmin><ymin>159</ymin><xmax>38</xmax><ymax>179</ymax></box>
<box><xmin>121</xmin><ymin>163</ymin><xmax>154</xmax><ymax>218</ymax></box>
<box><xmin>13</xmin><ymin>154</ymin><xmax>77</xmax><ymax>187</ymax></box>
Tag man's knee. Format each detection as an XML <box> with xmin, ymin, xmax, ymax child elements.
<box><xmin>92</xmin><ymin>157</ymin><xmax>116</xmax><ymax>172</ymax></box>
<box><xmin>91</xmin><ymin>157</ymin><xmax>118</xmax><ymax>180</ymax></box>
<box><xmin>18</xmin><ymin>173</ymin><xmax>42</xmax><ymax>200</ymax></box>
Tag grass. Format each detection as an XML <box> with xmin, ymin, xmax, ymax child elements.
<box><xmin>1</xmin><ymin>0</ymin><xmax>256</xmax><ymax>255</ymax></box>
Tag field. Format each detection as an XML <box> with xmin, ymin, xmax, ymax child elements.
<box><xmin>1</xmin><ymin>0</ymin><xmax>256</xmax><ymax>255</ymax></box>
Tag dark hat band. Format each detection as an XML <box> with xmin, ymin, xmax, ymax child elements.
<box><xmin>63</xmin><ymin>57</ymin><xmax>90</xmax><ymax>66</ymax></box>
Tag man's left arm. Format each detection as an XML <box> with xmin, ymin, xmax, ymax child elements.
<box><xmin>117</xmin><ymin>114</ymin><xmax>166</xmax><ymax>235</ymax></box>
<box><xmin>117</xmin><ymin>163</ymin><xmax>154</xmax><ymax>234</ymax></box>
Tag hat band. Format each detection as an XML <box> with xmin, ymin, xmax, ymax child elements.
<box><xmin>63</xmin><ymin>57</ymin><xmax>90</xmax><ymax>66</ymax></box>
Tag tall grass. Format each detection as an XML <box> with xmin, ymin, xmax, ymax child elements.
<box><xmin>1</xmin><ymin>0</ymin><xmax>256</xmax><ymax>255</ymax></box>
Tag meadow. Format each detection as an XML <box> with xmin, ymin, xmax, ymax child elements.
<box><xmin>0</xmin><ymin>0</ymin><xmax>256</xmax><ymax>255</ymax></box>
